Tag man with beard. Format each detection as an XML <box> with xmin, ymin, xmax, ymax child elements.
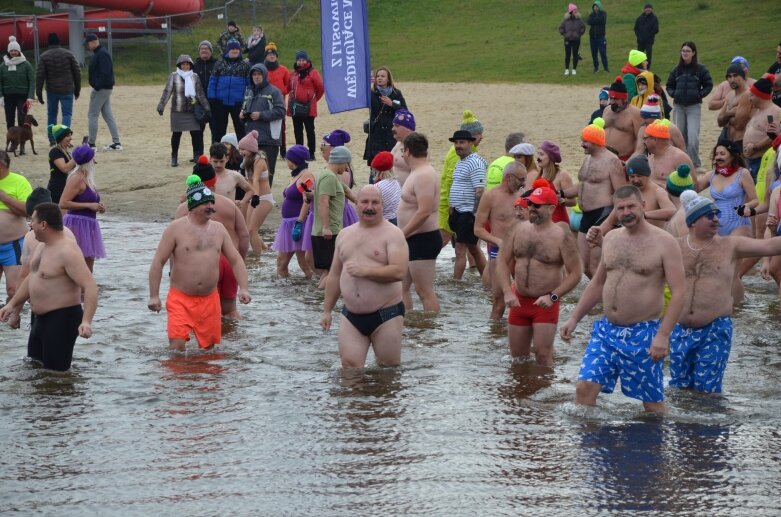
<box><xmin>709</xmin><ymin>56</ymin><xmax>754</xmax><ymax>112</ymax></box>
<box><xmin>562</xmin><ymin>118</ymin><xmax>625</xmax><ymax>278</ymax></box>
<box><xmin>389</xmin><ymin>109</ymin><xmax>415</xmax><ymax>186</ymax></box>
<box><xmin>474</xmin><ymin>161</ymin><xmax>528</xmax><ymax>320</ymax></box>
<box><xmin>603</xmin><ymin>76</ymin><xmax>643</xmax><ymax>161</ymax></box>
<box><xmin>397</xmin><ymin>132</ymin><xmax>441</xmax><ymax>312</ymax></box>
<box><xmin>448</xmin><ymin>129</ymin><xmax>488</xmax><ymax>280</ymax></box>
<box><xmin>671</xmin><ymin>191</ymin><xmax>781</xmax><ymax>393</ymax></box>
<box><xmin>321</xmin><ymin>185</ymin><xmax>408</xmax><ymax>368</ymax></box>
<box><xmin>717</xmin><ymin>63</ymin><xmax>752</xmax><ymax>146</ymax></box>
<box><xmin>496</xmin><ymin>186</ymin><xmax>581</xmax><ymax>365</ymax></box>
<box><xmin>560</xmin><ymin>185</ymin><xmax>685</xmax><ymax>413</ymax></box>
<box><xmin>743</xmin><ymin>74</ymin><xmax>781</xmax><ymax>181</ymax></box>
<box><xmin>643</xmin><ymin>119</ymin><xmax>695</xmax><ymax>190</ymax></box>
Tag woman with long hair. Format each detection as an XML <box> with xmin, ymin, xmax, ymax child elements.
<box><xmin>273</xmin><ymin>144</ymin><xmax>314</xmax><ymax>278</ymax></box>
<box><xmin>529</xmin><ymin>140</ymin><xmax>574</xmax><ymax>224</ymax></box>
<box><xmin>238</xmin><ymin>130</ymin><xmax>273</xmax><ymax>254</ymax></box>
<box><xmin>363</xmin><ymin>66</ymin><xmax>407</xmax><ymax>165</ymax></box>
<box><xmin>666</xmin><ymin>41</ymin><xmax>713</xmax><ymax>168</ymax></box>
<box><xmin>59</xmin><ymin>144</ymin><xmax>105</xmax><ymax>271</ymax></box>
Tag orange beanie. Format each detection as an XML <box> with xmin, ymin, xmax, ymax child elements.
<box><xmin>581</xmin><ymin>117</ymin><xmax>606</xmax><ymax>147</ymax></box>
<box><xmin>644</xmin><ymin>119</ymin><xmax>671</xmax><ymax>139</ymax></box>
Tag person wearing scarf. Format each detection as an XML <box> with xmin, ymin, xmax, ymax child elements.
<box><xmin>287</xmin><ymin>50</ymin><xmax>324</xmax><ymax>159</ymax></box>
<box><xmin>244</xmin><ymin>26</ymin><xmax>267</xmax><ymax>66</ymax></box>
<box><xmin>158</xmin><ymin>55</ymin><xmax>210</xmax><ymax>167</ymax></box>
<box><xmin>708</xmin><ymin>139</ymin><xmax>757</xmax><ymax>237</ymax></box>
<box><xmin>0</xmin><ymin>36</ymin><xmax>35</xmax><ymax>129</ymax></box>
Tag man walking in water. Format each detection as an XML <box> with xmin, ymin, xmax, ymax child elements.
<box><xmin>560</xmin><ymin>185</ymin><xmax>685</xmax><ymax>413</ymax></box>
<box><xmin>0</xmin><ymin>202</ymin><xmax>98</xmax><ymax>371</ymax></box>
<box><xmin>149</xmin><ymin>176</ymin><xmax>250</xmax><ymax>351</ymax></box>
<box><xmin>321</xmin><ymin>185</ymin><xmax>408</xmax><ymax>368</ymax></box>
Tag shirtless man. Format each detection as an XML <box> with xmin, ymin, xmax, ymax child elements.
<box><xmin>634</xmin><ymin>95</ymin><xmax>686</xmax><ymax>153</ymax></box>
<box><xmin>708</xmin><ymin>56</ymin><xmax>754</xmax><ymax>111</ymax></box>
<box><xmin>743</xmin><ymin>74</ymin><xmax>781</xmax><ymax>181</ymax></box>
<box><xmin>389</xmin><ymin>109</ymin><xmax>415</xmax><ymax>186</ymax></box>
<box><xmin>560</xmin><ymin>185</ymin><xmax>685</xmax><ymax>413</ymax></box>
<box><xmin>0</xmin><ymin>202</ymin><xmax>98</xmax><ymax>371</ymax></box>
<box><xmin>321</xmin><ymin>185</ymin><xmax>408</xmax><ymax>368</ymax></box>
<box><xmin>591</xmin><ymin>155</ymin><xmax>675</xmax><ymax>236</ymax></box>
<box><xmin>643</xmin><ymin>119</ymin><xmax>696</xmax><ymax>190</ymax></box>
<box><xmin>496</xmin><ymin>186</ymin><xmax>582</xmax><ymax>365</ymax></box>
<box><xmin>563</xmin><ymin>118</ymin><xmax>625</xmax><ymax>278</ymax></box>
<box><xmin>174</xmin><ymin>160</ymin><xmax>249</xmax><ymax>320</ymax></box>
<box><xmin>474</xmin><ymin>161</ymin><xmax>527</xmax><ymax>319</ymax></box>
<box><xmin>209</xmin><ymin>143</ymin><xmax>253</xmax><ymax>207</ymax></box>
<box><xmin>149</xmin><ymin>178</ymin><xmax>250</xmax><ymax>351</ymax></box>
<box><xmin>672</xmin><ymin>191</ymin><xmax>781</xmax><ymax>393</ymax></box>
<box><xmin>397</xmin><ymin>132</ymin><xmax>442</xmax><ymax>312</ymax></box>
<box><xmin>602</xmin><ymin>77</ymin><xmax>643</xmax><ymax>161</ymax></box>
<box><xmin>0</xmin><ymin>151</ymin><xmax>32</xmax><ymax>301</ymax></box>
<box><xmin>716</xmin><ymin>63</ymin><xmax>752</xmax><ymax>145</ymax></box>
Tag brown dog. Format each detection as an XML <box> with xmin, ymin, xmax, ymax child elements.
<box><xmin>5</xmin><ymin>114</ymin><xmax>38</xmax><ymax>156</ymax></box>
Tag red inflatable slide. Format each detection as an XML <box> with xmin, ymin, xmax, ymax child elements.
<box><xmin>0</xmin><ymin>0</ymin><xmax>204</xmax><ymax>49</ymax></box>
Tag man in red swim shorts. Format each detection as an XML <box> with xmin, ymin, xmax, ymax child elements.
<box><xmin>495</xmin><ymin>186</ymin><xmax>582</xmax><ymax>366</ymax></box>
<box><xmin>149</xmin><ymin>176</ymin><xmax>251</xmax><ymax>350</ymax></box>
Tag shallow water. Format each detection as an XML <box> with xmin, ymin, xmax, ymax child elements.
<box><xmin>1</xmin><ymin>216</ymin><xmax>780</xmax><ymax>515</ymax></box>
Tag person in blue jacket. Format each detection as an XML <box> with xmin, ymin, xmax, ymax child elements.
<box><xmin>208</xmin><ymin>39</ymin><xmax>250</xmax><ymax>142</ymax></box>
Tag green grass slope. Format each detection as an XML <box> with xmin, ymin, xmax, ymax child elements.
<box><xmin>7</xmin><ymin>0</ymin><xmax>780</xmax><ymax>84</ymax></box>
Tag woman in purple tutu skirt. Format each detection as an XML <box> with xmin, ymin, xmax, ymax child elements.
<box><xmin>273</xmin><ymin>144</ymin><xmax>315</xmax><ymax>278</ymax></box>
<box><xmin>59</xmin><ymin>144</ymin><xmax>106</xmax><ymax>272</ymax></box>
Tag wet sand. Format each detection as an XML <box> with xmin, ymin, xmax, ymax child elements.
<box><xmin>12</xmin><ymin>82</ymin><xmax>721</xmax><ymax>223</ymax></box>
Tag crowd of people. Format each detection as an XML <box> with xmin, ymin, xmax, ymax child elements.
<box><xmin>2</xmin><ymin>18</ymin><xmax>781</xmax><ymax>414</ymax></box>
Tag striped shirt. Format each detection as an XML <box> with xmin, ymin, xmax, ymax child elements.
<box><xmin>449</xmin><ymin>153</ymin><xmax>487</xmax><ymax>213</ymax></box>
<box><xmin>375</xmin><ymin>178</ymin><xmax>401</xmax><ymax>220</ymax></box>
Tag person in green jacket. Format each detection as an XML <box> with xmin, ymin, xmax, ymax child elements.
<box><xmin>0</xmin><ymin>37</ymin><xmax>35</xmax><ymax>129</ymax></box>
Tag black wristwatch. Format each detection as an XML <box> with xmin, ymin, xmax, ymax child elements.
<box><xmin>549</xmin><ymin>292</ymin><xmax>559</xmax><ymax>302</ymax></box>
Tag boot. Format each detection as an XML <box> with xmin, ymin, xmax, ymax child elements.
<box><xmin>171</xmin><ymin>155</ymin><xmax>178</xmax><ymax>167</ymax></box>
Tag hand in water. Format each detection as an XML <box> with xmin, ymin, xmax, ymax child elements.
<box><xmin>320</xmin><ymin>311</ymin><xmax>332</xmax><ymax>331</ymax></box>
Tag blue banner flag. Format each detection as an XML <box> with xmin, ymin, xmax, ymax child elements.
<box><xmin>320</xmin><ymin>0</ymin><xmax>371</xmax><ymax>114</ymax></box>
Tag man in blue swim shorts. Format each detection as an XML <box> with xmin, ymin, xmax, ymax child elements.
<box><xmin>0</xmin><ymin>151</ymin><xmax>32</xmax><ymax>302</ymax></box>
<box><xmin>671</xmin><ymin>192</ymin><xmax>781</xmax><ymax>393</ymax></box>
<box><xmin>560</xmin><ymin>185</ymin><xmax>686</xmax><ymax>412</ymax></box>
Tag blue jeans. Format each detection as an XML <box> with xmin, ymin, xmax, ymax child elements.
<box><xmin>46</xmin><ymin>92</ymin><xmax>74</xmax><ymax>143</ymax></box>
<box><xmin>672</xmin><ymin>103</ymin><xmax>702</xmax><ymax>168</ymax></box>
<box><xmin>589</xmin><ymin>36</ymin><xmax>608</xmax><ymax>71</ymax></box>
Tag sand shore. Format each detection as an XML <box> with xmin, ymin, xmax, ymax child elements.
<box><xmin>11</xmin><ymin>82</ymin><xmax>720</xmax><ymax>225</ymax></box>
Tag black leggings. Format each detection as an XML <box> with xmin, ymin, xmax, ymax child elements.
<box><xmin>292</xmin><ymin>115</ymin><xmax>316</xmax><ymax>158</ymax></box>
<box><xmin>564</xmin><ymin>40</ymin><xmax>581</xmax><ymax>69</ymax></box>
<box><xmin>171</xmin><ymin>130</ymin><xmax>204</xmax><ymax>158</ymax></box>
<box><xmin>3</xmin><ymin>93</ymin><xmax>26</xmax><ymax>128</ymax></box>
<box><xmin>27</xmin><ymin>305</ymin><xmax>82</xmax><ymax>371</ymax></box>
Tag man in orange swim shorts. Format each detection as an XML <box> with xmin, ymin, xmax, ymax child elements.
<box><xmin>495</xmin><ymin>186</ymin><xmax>582</xmax><ymax>366</ymax></box>
<box><xmin>148</xmin><ymin>175</ymin><xmax>251</xmax><ymax>350</ymax></box>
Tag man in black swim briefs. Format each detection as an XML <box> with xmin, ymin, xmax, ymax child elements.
<box><xmin>321</xmin><ymin>185</ymin><xmax>409</xmax><ymax>368</ymax></box>
<box><xmin>0</xmin><ymin>203</ymin><xmax>98</xmax><ymax>371</ymax></box>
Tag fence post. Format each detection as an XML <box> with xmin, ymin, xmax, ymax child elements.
<box><xmin>250</xmin><ymin>0</ymin><xmax>256</xmax><ymax>27</ymax></box>
<box><xmin>107</xmin><ymin>19</ymin><xmax>113</xmax><ymax>56</ymax></box>
<box><xmin>283</xmin><ymin>0</ymin><xmax>288</xmax><ymax>27</ymax></box>
<box><xmin>31</xmin><ymin>16</ymin><xmax>39</xmax><ymax>64</ymax></box>
<box><xmin>166</xmin><ymin>16</ymin><xmax>172</xmax><ymax>71</ymax></box>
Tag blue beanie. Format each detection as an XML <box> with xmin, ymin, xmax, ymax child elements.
<box><xmin>295</xmin><ymin>50</ymin><xmax>309</xmax><ymax>61</ymax></box>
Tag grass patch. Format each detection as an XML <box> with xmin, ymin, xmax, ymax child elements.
<box><xmin>7</xmin><ymin>0</ymin><xmax>780</xmax><ymax>86</ymax></box>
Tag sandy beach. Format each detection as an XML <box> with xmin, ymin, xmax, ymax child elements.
<box><xmin>11</xmin><ymin>82</ymin><xmax>721</xmax><ymax>223</ymax></box>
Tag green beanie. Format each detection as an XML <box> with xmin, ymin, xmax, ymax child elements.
<box><xmin>185</xmin><ymin>174</ymin><xmax>215</xmax><ymax>211</ymax></box>
<box><xmin>666</xmin><ymin>164</ymin><xmax>694</xmax><ymax>197</ymax></box>
<box><xmin>49</xmin><ymin>124</ymin><xmax>72</xmax><ymax>143</ymax></box>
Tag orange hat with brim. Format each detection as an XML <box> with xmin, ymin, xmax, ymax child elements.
<box><xmin>645</xmin><ymin>119</ymin><xmax>671</xmax><ymax>139</ymax></box>
<box><xmin>582</xmin><ymin>117</ymin><xmax>606</xmax><ymax>147</ymax></box>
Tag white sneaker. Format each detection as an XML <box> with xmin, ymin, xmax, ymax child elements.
<box><xmin>572</xmin><ymin>69</ymin><xmax>577</xmax><ymax>75</ymax></box>
<box><xmin>104</xmin><ymin>142</ymin><xmax>123</xmax><ymax>151</ymax></box>
<box><xmin>564</xmin><ymin>69</ymin><xmax>570</xmax><ymax>76</ymax></box>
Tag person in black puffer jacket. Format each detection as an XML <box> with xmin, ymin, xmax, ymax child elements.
<box><xmin>666</xmin><ymin>41</ymin><xmax>713</xmax><ymax>168</ymax></box>
<box><xmin>36</xmin><ymin>33</ymin><xmax>81</xmax><ymax>145</ymax></box>
<box><xmin>193</xmin><ymin>40</ymin><xmax>217</xmax><ymax>144</ymax></box>
<box><xmin>362</xmin><ymin>66</ymin><xmax>407</xmax><ymax>166</ymax></box>
<box><xmin>244</xmin><ymin>26</ymin><xmax>267</xmax><ymax>66</ymax></box>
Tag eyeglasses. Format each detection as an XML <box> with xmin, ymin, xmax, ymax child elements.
<box><xmin>705</xmin><ymin>211</ymin><xmax>719</xmax><ymax>220</ymax></box>
<box><xmin>320</xmin><ymin>142</ymin><xmax>331</xmax><ymax>149</ymax></box>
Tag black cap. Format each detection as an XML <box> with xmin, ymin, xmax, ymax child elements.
<box><xmin>48</xmin><ymin>32</ymin><xmax>60</xmax><ymax>46</ymax></box>
<box><xmin>448</xmin><ymin>129</ymin><xmax>476</xmax><ymax>142</ymax></box>
<box><xmin>227</xmin><ymin>20</ymin><xmax>237</xmax><ymax>28</ymax></box>
<box><xmin>85</xmin><ymin>34</ymin><xmax>98</xmax><ymax>43</ymax></box>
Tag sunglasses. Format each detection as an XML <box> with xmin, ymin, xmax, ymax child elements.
<box><xmin>705</xmin><ymin>211</ymin><xmax>719</xmax><ymax>220</ymax></box>
<box><xmin>528</xmin><ymin>201</ymin><xmax>542</xmax><ymax>209</ymax></box>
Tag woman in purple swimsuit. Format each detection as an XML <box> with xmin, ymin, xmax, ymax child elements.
<box><xmin>273</xmin><ymin>144</ymin><xmax>314</xmax><ymax>278</ymax></box>
<box><xmin>59</xmin><ymin>144</ymin><xmax>106</xmax><ymax>272</ymax></box>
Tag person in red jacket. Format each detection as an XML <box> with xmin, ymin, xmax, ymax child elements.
<box><xmin>263</xmin><ymin>42</ymin><xmax>290</xmax><ymax>158</ymax></box>
<box><xmin>288</xmin><ymin>50</ymin><xmax>324</xmax><ymax>159</ymax></box>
